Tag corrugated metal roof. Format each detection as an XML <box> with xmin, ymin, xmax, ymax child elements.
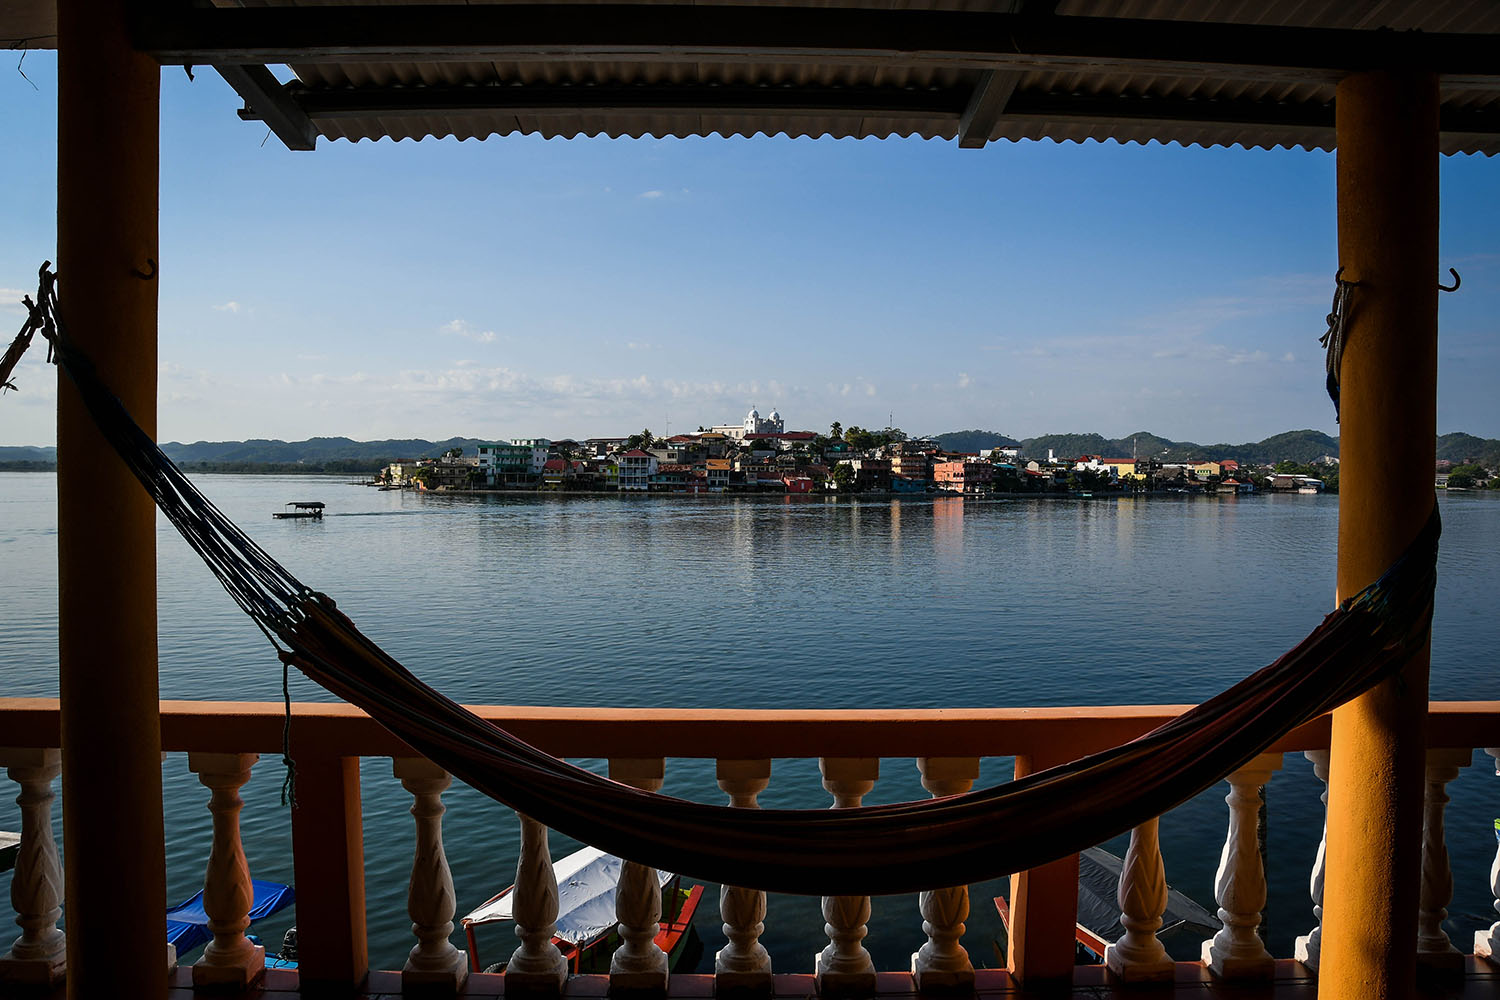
<box><xmin>6</xmin><ymin>0</ymin><xmax>1499</xmax><ymax>151</ymax></box>
<box><xmin>239</xmin><ymin>0</ymin><xmax>1499</xmax><ymax>152</ymax></box>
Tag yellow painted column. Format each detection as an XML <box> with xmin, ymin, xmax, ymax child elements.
<box><xmin>56</xmin><ymin>0</ymin><xmax>166</xmax><ymax>996</ymax></box>
<box><xmin>1318</xmin><ymin>70</ymin><xmax>1438</xmax><ymax>1000</ymax></box>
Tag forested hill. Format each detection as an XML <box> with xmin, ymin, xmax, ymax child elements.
<box><xmin>931</xmin><ymin>430</ymin><xmax>1021</xmax><ymax>453</ymax></box>
<box><xmin>0</xmin><ymin>436</ymin><xmax>487</xmax><ymax>473</ymax></box>
<box><xmin>934</xmin><ymin>429</ymin><xmax>1348</xmax><ymax>465</ymax></box>
<box><xmin>160</xmin><ymin>436</ymin><xmax>489</xmax><ymax>465</ymax></box>
<box><xmin>1437</xmin><ymin>433</ymin><xmax>1500</xmax><ymax>472</ymax></box>
<box><xmin>1015</xmin><ymin>430</ymin><xmax>1340</xmax><ymax>465</ymax></box>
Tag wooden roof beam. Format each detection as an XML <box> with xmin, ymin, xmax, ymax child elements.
<box><xmin>958</xmin><ymin>71</ymin><xmax>1021</xmax><ymax>148</ymax></box>
<box><xmin>217</xmin><ymin>64</ymin><xmax>317</xmax><ymax>150</ymax></box>
<box><xmin>1003</xmin><ymin>90</ymin><xmax>1499</xmax><ymax>139</ymax></box>
<box><xmin>256</xmin><ymin>82</ymin><xmax>969</xmax><ymax>122</ymax></box>
<box><xmin>238</xmin><ymin>82</ymin><xmax>1498</xmax><ymax>149</ymax></box>
<box><xmin>132</xmin><ymin>6</ymin><xmax>1500</xmax><ymax>85</ymax></box>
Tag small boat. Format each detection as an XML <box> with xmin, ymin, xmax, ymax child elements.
<box><xmin>993</xmin><ymin>847</ymin><xmax>1218</xmax><ymax>965</ymax></box>
<box><xmin>167</xmin><ymin>879</ymin><xmax>295</xmax><ymax>958</ymax></box>
<box><xmin>0</xmin><ymin>830</ymin><xmax>18</xmax><ymax>873</ymax></box>
<box><xmin>462</xmin><ymin>846</ymin><xmax>704</xmax><ymax>975</ymax></box>
<box><xmin>273</xmin><ymin>501</ymin><xmax>325</xmax><ymax>519</ymax></box>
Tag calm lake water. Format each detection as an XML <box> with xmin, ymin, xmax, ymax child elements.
<box><xmin>3</xmin><ymin>472</ymin><xmax>1498</xmax><ymax>972</ymax></box>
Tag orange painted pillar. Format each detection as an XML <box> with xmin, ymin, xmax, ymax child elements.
<box><xmin>1318</xmin><ymin>69</ymin><xmax>1439</xmax><ymax>1000</ymax></box>
<box><xmin>1006</xmin><ymin>750</ymin><xmax>1080</xmax><ymax>984</ymax></box>
<box><xmin>290</xmin><ymin>755</ymin><xmax>369</xmax><ymax>989</ymax></box>
<box><xmin>56</xmin><ymin>0</ymin><xmax>165</xmax><ymax>997</ymax></box>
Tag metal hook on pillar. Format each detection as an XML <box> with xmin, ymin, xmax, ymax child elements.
<box><xmin>1438</xmin><ymin>268</ymin><xmax>1460</xmax><ymax>293</ymax></box>
<box><xmin>131</xmin><ymin>258</ymin><xmax>156</xmax><ymax>281</ymax></box>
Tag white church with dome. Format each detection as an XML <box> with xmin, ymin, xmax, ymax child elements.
<box><xmin>709</xmin><ymin>406</ymin><xmax>785</xmax><ymax>441</ymax></box>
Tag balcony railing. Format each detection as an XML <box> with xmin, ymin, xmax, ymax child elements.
<box><xmin>2</xmin><ymin>697</ymin><xmax>1498</xmax><ymax>994</ymax></box>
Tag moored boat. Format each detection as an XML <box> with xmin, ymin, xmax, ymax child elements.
<box><xmin>461</xmin><ymin>845</ymin><xmax>704</xmax><ymax>974</ymax></box>
<box><xmin>273</xmin><ymin>501</ymin><xmax>325</xmax><ymax>519</ymax></box>
<box><xmin>167</xmin><ymin>879</ymin><xmax>295</xmax><ymax>959</ymax></box>
<box><xmin>993</xmin><ymin>846</ymin><xmax>1218</xmax><ymax>964</ymax></box>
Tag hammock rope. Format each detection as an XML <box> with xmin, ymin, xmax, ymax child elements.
<box><xmin>13</xmin><ymin>264</ymin><xmax>1439</xmax><ymax>897</ymax></box>
<box><xmin>1320</xmin><ymin>266</ymin><xmax>1357</xmax><ymax>421</ymax></box>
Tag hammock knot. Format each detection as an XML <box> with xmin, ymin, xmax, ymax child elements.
<box><xmin>1319</xmin><ymin>266</ymin><xmax>1358</xmax><ymax>421</ymax></box>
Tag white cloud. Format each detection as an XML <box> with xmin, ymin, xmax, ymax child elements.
<box><xmin>625</xmin><ymin>341</ymin><xmax>654</xmax><ymax>351</ymax></box>
<box><xmin>213</xmin><ymin>301</ymin><xmax>242</xmax><ymax>313</ymax></box>
<box><xmin>442</xmin><ymin>319</ymin><xmax>497</xmax><ymax>344</ymax></box>
<box><xmin>0</xmin><ymin>288</ymin><xmax>30</xmax><ymax>314</ymax></box>
<box><xmin>638</xmin><ymin>190</ymin><xmax>665</xmax><ymax>200</ymax></box>
<box><xmin>956</xmin><ymin>372</ymin><xmax>972</xmax><ymax>389</ymax></box>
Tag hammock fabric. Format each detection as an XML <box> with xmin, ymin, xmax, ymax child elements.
<box><xmin>16</xmin><ymin>265</ymin><xmax>1439</xmax><ymax>897</ymax></box>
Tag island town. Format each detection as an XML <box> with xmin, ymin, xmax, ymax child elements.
<box><xmin>379</xmin><ymin>407</ymin><xmax>1347</xmax><ymax>497</ymax></box>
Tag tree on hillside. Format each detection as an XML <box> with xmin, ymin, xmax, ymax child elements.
<box><xmin>830</xmin><ymin>421</ymin><xmax>843</xmax><ymax>441</ymax></box>
<box><xmin>444</xmin><ymin>446</ymin><xmax>462</xmax><ymax>459</ymax></box>
<box><xmin>1449</xmin><ymin>463</ymin><xmax>1489</xmax><ymax>488</ymax></box>
<box><xmin>830</xmin><ymin>463</ymin><xmax>854</xmax><ymax>490</ymax></box>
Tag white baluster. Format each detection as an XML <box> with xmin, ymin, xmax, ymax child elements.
<box><xmin>187</xmin><ymin>752</ymin><xmax>265</xmax><ymax>988</ymax></box>
<box><xmin>1201</xmin><ymin>753</ymin><xmax>1281</xmax><ymax>979</ymax></box>
<box><xmin>1104</xmin><ymin>817</ymin><xmax>1175</xmax><ymax>982</ymax></box>
<box><xmin>506</xmin><ymin>814</ymin><xmax>568</xmax><ymax>992</ymax></box>
<box><xmin>911</xmin><ymin>757</ymin><xmax>978</xmax><ymax>991</ymax></box>
<box><xmin>1417</xmin><ymin>747</ymin><xmax>1471</xmax><ymax>973</ymax></box>
<box><xmin>394</xmin><ymin>758</ymin><xmax>468</xmax><ymax>992</ymax></box>
<box><xmin>1475</xmin><ymin>747</ymin><xmax>1500</xmax><ymax>965</ymax></box>
<box><xmin>1294</xmin><ymin>749</ymin><xmax>1331</xmax><ymax>972</ymax></box>
<box><xmin>715</xmin><ymin>759</ymin><xmax>773</xmax><ymax>994</ymax></box>
<box><xmin>609</xmin><ymin>758</ymin><xmax>668</xmax><ymax>994</ymax></box>
<box><xmin>814</xmin><ymin>758</ymin><xmax>878</xmax><ymax>995</ymax></box>
<box><xmin>0</xmin><ymin>749</ymin><xmax>65</xmax><ymax>988</ymax></box>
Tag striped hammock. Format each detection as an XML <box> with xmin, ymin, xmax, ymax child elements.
<box><xmin>8</xmin><ymin>265</ymin><xmax>1438</xmax><ymax>896</ymax></box>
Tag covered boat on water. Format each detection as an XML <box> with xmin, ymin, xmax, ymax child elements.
<box><xmin>273</xmin><ymin>501</ymin><xmax>325</xmax><ymax>520</ymax></box>
<box><xmin>461</xmin><ymin>846</ymin><xmax>703</xmax><ymax>974</ymax></box>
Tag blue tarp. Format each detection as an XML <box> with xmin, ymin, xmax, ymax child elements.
<box><xmin>166</xmin><ymin>879</ymin><xmax>295</xmax><ymax>954</ymax></box>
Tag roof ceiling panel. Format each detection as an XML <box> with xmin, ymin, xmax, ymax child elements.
<box><xmin>5</xmin><ymin>0</ymin><xmax>1497</xmax><ymax>152</ymax></box>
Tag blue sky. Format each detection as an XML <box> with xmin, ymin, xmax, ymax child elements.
<box><xmin>3</xmin><ymin>52</ymin><xmax>1497</xmax><ymax>447</ymax></box>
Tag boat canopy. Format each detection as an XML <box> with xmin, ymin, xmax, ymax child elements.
<box><xmin>1075</xmin><ymin>848</ymin><xmax>1218</xmax><ymax>944</ymax></box>
<box><xmin>166</xmin><ymin>879</ymin><xmax>295</xmax><ymax>954</ymax></box>
<box><xmin>287</xmin><ymin>502</ymin><xmax>325</xmax><ymax>509</ymax></box>
<box><xmin>462</xmin><ymin>846</ymin><xmax>672</xmax><ymax>946</ymax></box>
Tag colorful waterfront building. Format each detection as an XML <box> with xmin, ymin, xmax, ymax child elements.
<box><xmin>933</xmin><ymin>460</ymin><xmax>994</xmax><ymax>494</ymax></box>
<box><xmin>616</xmin><ymin>449</ymin><xmax>657</xmax><ymax>491</ymax></box>
<box><xmin>477</xmin><ymin>442</ymin><xmax>536</xmax><ymax>484</ymax></box>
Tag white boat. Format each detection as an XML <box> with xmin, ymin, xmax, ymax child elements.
<box><xmin>461</xmin><ymin>845</ymin><xmax>703</xmax><ymax>974</ymax></box>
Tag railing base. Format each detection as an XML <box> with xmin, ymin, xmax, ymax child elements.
<box><xmin>1201</xmin><ymin>940</ymin><xmax>1274</xmax><ymax>980</ymax></box>
<box><xmin>908</xmin><ymin>953</ymin><xmax>974</xmax><ymax>993</ymax></box>
<box><xmin>402</xmin><ymin>950</ymin><xmax>470</xmax><ymax>994</ymax></box>
<box><xmin>0</xmin><ymin>952</ymin><xmax>66</xmax><ymax>990</ymax></box>
<box><xmin>193</xmin><ymin>944</ymin><xmax>265</xmax><ymax>990</ymax></box>
<box><xmin>814</xmin><ymin>955</ymin><xmax>876</xmax><ymax>997</ymax></box>
<box><xmin>1103</xmin><ymin>945</ymin><xmax>1174</xmax><ymax>984</ymax></box>
<box><xmin>149</xmin><ymin>961</ymin><xmax>1500</xmax><ymax>999</ymax></box>
<box><xmin>713</xmin><ymin>967</ymin><xmax>774</xmax><ymax>996</ymax></box>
